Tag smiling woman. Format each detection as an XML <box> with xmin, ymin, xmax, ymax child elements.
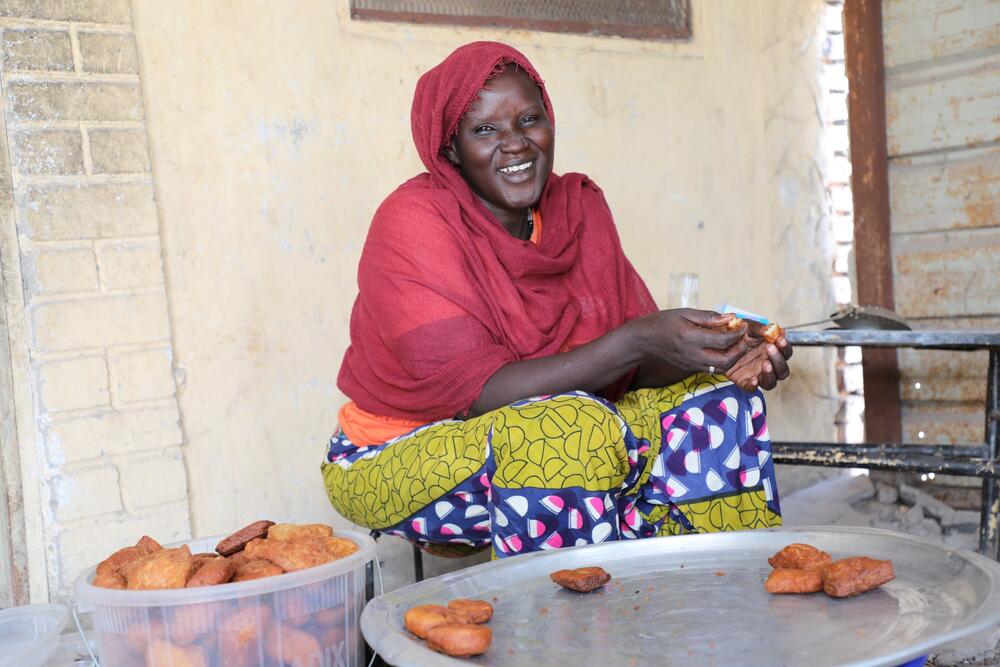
<box><xmin>322</xmin><ymin>42</ymin><xmax>793</xmax><ymax>559</ymax></box>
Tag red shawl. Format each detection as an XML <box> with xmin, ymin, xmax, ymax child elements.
<box><xmin>337</xmin><ymin>41</ymin><xmax>657</xmax><ymax>420</ymax></box>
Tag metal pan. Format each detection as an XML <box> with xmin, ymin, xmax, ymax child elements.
<box><xmin>362</xmin><ymin>526</ymin><xmax>1000</xmax><ymax>667</ymax></box>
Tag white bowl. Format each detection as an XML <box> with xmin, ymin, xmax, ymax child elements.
<box><xmin>0</xmin><ymin>603</ymin><xmax>69</xmax><ymax>667</ymax></box>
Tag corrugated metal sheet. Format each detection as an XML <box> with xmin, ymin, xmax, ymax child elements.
<box><xmin>884</xmin><ymin>0</ymin><xmax>1000</xmax><ymax>68</ymax></box>
<box><xmin>889</xmin><ymin>146</ymin><xmax>1000</xmax><ymax>234</ymax></box>
<box><xmin>893</xmin><ymin>228</ymin><xmax>1000</xmax><ymax>319</ymax></box>
<box><xmin>886</xmin><ymin>53</ymin><xmax>1000</xmax><ymax>157</ymax></box>
<box><xmin>883</xmin><ymin>0</ymin><xmax>1000</xmax><ymax>447</ymax></box>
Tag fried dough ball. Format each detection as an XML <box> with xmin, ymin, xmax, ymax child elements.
<box><xmin>92</xmin><ymin>570</ymin><xmax>126</xmax><ymax>589</ymax></box>
<box><xmin>215</xmin><ymin>520</ymin><xmax>275</xmax><ymax>557</ymax></box>
<box><xmin>187</xmin><ymin>556</ymin><xmax>236</xmax><ymax>587</ymax></box>
<box><xmin>550</xmin><ymin>566</ymin><xmax>611</xmax><ymax>593</ymax></box>
<box><xmin>261</xmin><ymin>536</ymin><xmax>358</xmax><ymax>572</ymax></box>
<box><xmin>426</xmin><ymin>623</ymin><xmax>492</xmax><ymax>658</ymax></box>
<box><xmin>145</xmin><ymin>638</ymin><xmax>207</xmax><ymax>667</ymax></box>
<box><xmin>124</xmin><ymin>546</ymin><xmax>195</xmax><ymax>590</ymax></box>
<box><xmin>233</xmin><ymin>559</ymin><xmax>284</xmax><ymax>582</ymax></box>
<box><xmin>267</xmin><ymin>523</ymin><xmax>334</xmax><ymax>542</ymax></box>
<box><xmin>765</xmin><ymin>567</ymin><xmax>823</xmax><ymax>594</ymax></box>
<box><xmin>265</xmin><ymin>623</ymin><xmax>322</xmax><ymax>664</ymax></box>
<box><xmin>219</xmin><ymin>604</ymin><xmax>271</xmax><ymax>665</ymax></box>
<box><xmin>768</xmin><ymin>543</ymin><xmax>832</xmax><ymax>570</ymax></box>
<box><xmin>447</xmin><ymin>598</ymin><xmax>493</xmax><ymax>624</ymax></box>
<box><xmin>823</xmin><ymin>557</ymin><xmax>895</xmax><ymax>598</ymax></box>
<box><xmin>403</xmin><ymin>604</ymin><xmax>467</xmax><ymax>639</ymax></box>
<box><xmin>726</xmin><ymin>316</ymin><xmax>746</xmax><ymax>332</ymax></box>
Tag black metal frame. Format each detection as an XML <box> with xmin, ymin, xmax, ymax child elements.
<box><xmin>773</xmin><ymin>329</ymin><xmax>1000</xmax><ymax>558</ymax></box>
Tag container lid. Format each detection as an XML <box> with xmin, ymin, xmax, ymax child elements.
<box><xmin>0</xmin><ymin>603</ymin><xmax>69</xmax><ymax>667</ymax></box>
<box><xmin>74</xmin><ymin>528</ymin><xmax>375</xmax><ymax>610</ymax></box>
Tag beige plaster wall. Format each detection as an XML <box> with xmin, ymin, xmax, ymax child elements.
<box><xmin>130</xmin><ymin>0</ymin><xmax>839</xmax><ymax>581</ymax></box>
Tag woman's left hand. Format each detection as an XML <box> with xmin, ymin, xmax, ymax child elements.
<box><xmin>725</xmin><ymin>325</ymin><xmax>793</xmax><ymax>391</ymax></box>
<box><xmin>755</xmin><ymin>336</ymin><xmax>793</xmax><ymax>390</ymax></box>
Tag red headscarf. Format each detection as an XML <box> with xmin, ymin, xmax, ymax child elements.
<box><xmin>337</xmin><ymin>42</ymin><xmax>656</xmax><ymax>420</ymax></box>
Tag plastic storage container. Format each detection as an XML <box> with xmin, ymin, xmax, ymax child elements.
<box><xmin>0</xmin><ymin>603</ymin><xmax>68</xmax><ymax>667</ymax></box>
<box><xmin>74</xmin><ymin>530</ymin><xmax>374</xmax><ymax>666</ymax></box>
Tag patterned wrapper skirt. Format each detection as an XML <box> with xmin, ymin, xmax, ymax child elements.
<box><xmin>322</xmin><ymin>374</ymin><xmax>781</xmax><ymax>558</ymax></box>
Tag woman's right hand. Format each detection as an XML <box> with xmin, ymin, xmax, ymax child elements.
<box><xmin>631</xmin><ymin>308</ymin><xmax>750</xmax><ymax>375</ymax></box>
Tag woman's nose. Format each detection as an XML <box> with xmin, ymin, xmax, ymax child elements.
<box><xmin>498</xmin><ymin>127</ymin><xmax>528</xmax><ymax>152</ymax></box>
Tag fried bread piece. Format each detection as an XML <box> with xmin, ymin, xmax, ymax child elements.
<box><xmin>404</xmin><ymin>604</ymin><xmax>469</xmax><ymax>640</ymax></box>
<box><xmin>447</xmin><ymin>598</ymin><xmax>493</xmax><ymax>624</ymax></box>
<box><xmin>187</xmin><ymin>555</ymin><xmax>236</xmax><ymax>587</ymax></box>
<box><xmin>768</xmin><ymin>543</ymin><xmax>832</xmax><ymax>570</ymax></box>
<box><xmin>762</xmin><ymin>322</ymin><xmax>784</xmax><ymax>344</ymax></box>
<box><xmin>265</xmin><ymin>623</ymin><xmax>322</xmax><ymax>664</ymax></box>
<box><xmin>550</xmin><ymin>566</ymin><xmax>611</xmax><ymax>593</ymax></box>
<box><xmin>124</xmin><ymin>546</ymin><xmax>194</xmax><ymax>590</ymax></box>
<box><xmin>92</xmin><ymin>570</ymin><xmax>126</xmax><ymax>589</ymax></box>
<box><xmin>232</xmin><ymin>559</ymin><xmax>283</xmax><ymax>582</ymax></box>
<box><xmin>215</xmin><ymin>520</ymin><xmax>275</xmax><ymax>557</ymax></box>
<box><xmin>823</xmin><ymin>557</ymin><xmax>895</xmax><ymax>598</ymax></box>
<box><xmin>267</xmin><ymin>523</ymin><xmax>334</xmax><ymax>542</ymax></box>
<box><xmin>136</xmin><ymin>535</ymin><xmax>163</xmax><ymax>553</ymax></box>
<box><xmin>765</xmin><ymin>567</ymin><xmax>823</xmax><ymax>594</ymax></box>
<box><xmin>426</xmin><ymin>623</ymin><xmax>492</xmax><ymax>658</ymax></box>
<box><xmin>726</xmin><ymin>316</ymin><xmax>746</xmax><ymax>332</ymax></box>
<box><xmin>261</xmin><ymin>535</ymin><xmax>358</xmax><ymax>572</ymax></box>
<box><xmin>242</xmin><ymin>537</ymin><xmax>269</xmax><ymax>560</ymax></box>
<box><xmin>219</xmin><ymin>604</ymin><xmax>271</xmax><ymax>665</ymax></box>
<box><xmin>96</xmin><ymin>535</ymin><xmax>162</xmax><ymax>577</ymax></box>
<box><xmin>145</xmin><ymin>638</ymin><xmax>208</xmax><ymax>667</ymax></box>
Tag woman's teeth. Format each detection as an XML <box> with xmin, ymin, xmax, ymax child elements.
<box><xmin>499</xmin><ymin>160</ymin><xmax>533</xmax><ymax>174</ymax></box>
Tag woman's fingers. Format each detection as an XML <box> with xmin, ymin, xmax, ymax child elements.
<box><xmin>766</xmin><ymin>344</ymin><xmax>791</xmax><ymax>381</ymax></box>
<box><xmin>777</xmin><ymin>337</ymin><xmax>793</xmax><ymax>360</ymax></box>
<box><xmin>757</xmin><ymin>359</ymin><xmax>778</xmax><ymax>390</ymax></box>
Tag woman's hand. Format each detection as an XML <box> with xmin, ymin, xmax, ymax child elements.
<box><xmin>726</xmin><ymin>321</ymin><xmax>793</xmax><ymax>391</ymax></box>
<box><xmin>632</xmin><ymin>309</ymin><xmax>750</xmax><ymax>376</ymax></box>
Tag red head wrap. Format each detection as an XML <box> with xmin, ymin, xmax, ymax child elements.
<box><xmin>338</xmin><ymin>42</ymin><xmax>656</xmax><ymax>420</ymax></box>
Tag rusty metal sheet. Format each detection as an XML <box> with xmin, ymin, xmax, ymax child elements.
<box><xmin>883</xmin><ymin>0</ymin><xmax>1000</xmax><ymax>69</ymax></box>
<box><xmin>901</xmin><ymin>378</ymin><xmax>986</xmax><ymax>403</ymax></box>
<box><xmin>892</xmin><ymin>228</ymin><xmax>1000</xmax><ymax>319</ymax></box>
<box><xmin>889</xmin><ymin>145</ymin><xmax>1000</xmax><ymax>234</ymax></box>
<box><xmin>902</xmin><ymin>402</ymin><xmax>985</xmax><ymax>445</ymax></box>
<box><xmin>897</xmin><ymin>318</ymin><xmax>1000</xmax><ymax>403</ymax></box>
<box><xmin>886</xmin><ymin>52</ymin><xmax>1000</xmax><ymax>157</ymax></box>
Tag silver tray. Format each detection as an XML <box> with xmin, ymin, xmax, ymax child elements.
<box><xmin>362</xmin><ymin>526</ymin><xmax>1000</xmax><ymax>666</ymax></box>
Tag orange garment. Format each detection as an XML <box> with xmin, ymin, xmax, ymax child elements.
<box><xmin>339</xmin><ymin>209</ymin><xmax>543</xmax><ymax>446</ymax></box>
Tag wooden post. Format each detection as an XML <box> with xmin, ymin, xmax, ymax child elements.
<box><xmin>843</xmin><ymin>0</ymin><xmax>903</xmax><ymax>443</ymax></box>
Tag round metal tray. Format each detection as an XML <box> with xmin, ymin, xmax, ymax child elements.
<box><xmin>362</xmin><ymin>526</ymin><xmax>1000</xmax><ymax>666</ymax></box>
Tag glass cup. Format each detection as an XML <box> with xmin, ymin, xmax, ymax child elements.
<box><xmin>668</xmin><ymin>272</ymin><xmax>700</xmax><ymax>309</ymax></box>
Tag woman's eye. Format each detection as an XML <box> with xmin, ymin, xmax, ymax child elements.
<box><xmin>520</xmin><ymin>115</ymin><xmax>538</xmax><ymax>125</ymax></box>
<box><xmin>474</xmin><ymin>125</ymin><xmax>493</xmax><ymax>135</ymax></box>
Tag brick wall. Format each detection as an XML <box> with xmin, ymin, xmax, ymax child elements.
<box><xmin>0</xmin><ymin>0</ymin><xmax>191</xmax><ymax>599</ymax></box>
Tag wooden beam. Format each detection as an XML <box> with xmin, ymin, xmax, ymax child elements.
<box><xmin>843</xmin><ymin>0</ymin><xmax>902</xmax><ymax>443</ymax></box>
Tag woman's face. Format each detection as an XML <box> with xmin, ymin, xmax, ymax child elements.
<box><xmin>445</xmin><ymin>67</ymin><xmax>554</xmax><ymax>220</ymax></box>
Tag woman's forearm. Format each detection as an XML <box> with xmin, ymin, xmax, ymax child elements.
<box><xmin>467</xmin><ymin>321</ymin><xmax>646</xmax><ymax>418</ymax></box>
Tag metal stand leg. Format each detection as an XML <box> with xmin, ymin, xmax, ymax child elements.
<box><xmin>980</xmin><ymin>351</ymin><xmax>1000</xmax><ymax>558</ymax></box>
<box><xmin>413</xmin><ymin>544</ymin><xmax>424</xmax><ymax>582</ymax></box>
<box><xmin>364</xmin><ymin>532</ymin><xmax>381</xmax><ymax>666</ymax></box>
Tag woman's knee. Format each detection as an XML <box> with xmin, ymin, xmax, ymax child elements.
<box><xmin>494</xmin><ymin>393</ymin><xmax>629</xmax><ymax>488</ymax></box>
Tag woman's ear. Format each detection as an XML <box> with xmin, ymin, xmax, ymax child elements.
<box><xmin>443</xmin><ymin>139</ymin><xmax>460</xmax><ymax>166</ymax></box>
